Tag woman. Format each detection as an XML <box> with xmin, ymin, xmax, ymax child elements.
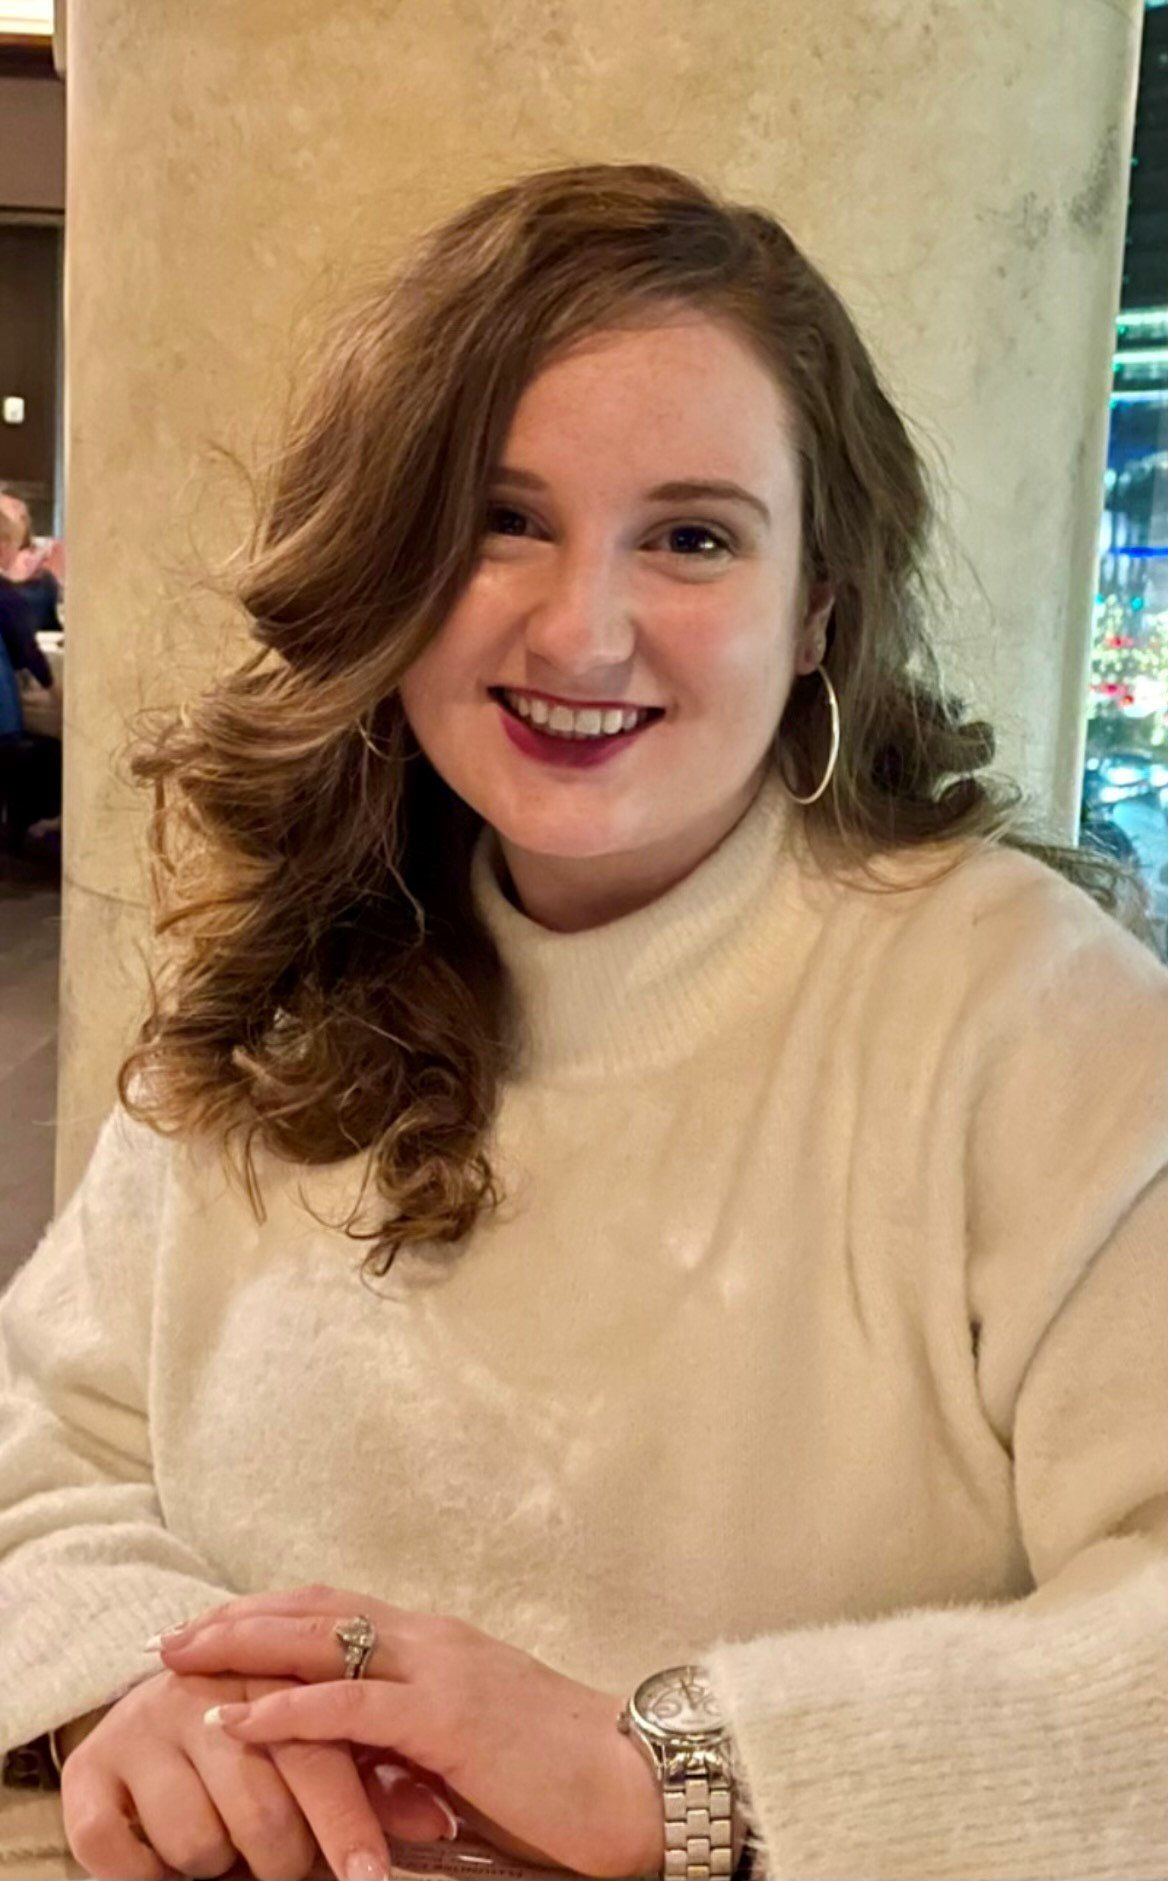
<box><xmin>0</xmin><ymin>506</ymin><xmax>62</xmax><ymax>843</ymax></box>
<box><xmin>1</xmin><ymin>162</ymin><xmax>1165</xmax><ymax>1881</ymax></box>
<box><xmin>0</xmin><ymin>494</ymin><xmax>65</xmax><ymax>638</ymax></box>
<box><xmin>0</xmin><ymin>509</ymin><xmax>54</xmax><ymax>696</ymax></box>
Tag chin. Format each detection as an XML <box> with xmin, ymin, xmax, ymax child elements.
<box><xmin>492</xmin><ymin>805</ymin><xmax>652</xmax><ymax>862</ymax></box>
<box><xmin>505</xmin><ymin>826</ymin><xmax>637</xmax><ymax>862</ymax></box>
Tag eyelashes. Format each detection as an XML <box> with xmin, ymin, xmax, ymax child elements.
<box><xmin>482</xmin><ymin>504</ymin><xmax>736</xmax><ymax>561</ymax></box>
<box><xmin>658</xmin><ymin>522</ymin><xmax>736</xmax><ymax>560</ymax></box>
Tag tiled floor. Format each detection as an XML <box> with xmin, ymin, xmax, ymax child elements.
<box><xmin>0</xmin><ymin>852</ymin><xmax>60</xmax><ymax>1292</ymax></box>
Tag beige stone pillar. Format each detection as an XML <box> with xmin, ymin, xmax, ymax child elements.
<box><xmin>57</xmin><ymin>0</ymin><xmax>1142</xmax><ymax>1198</ymax></box>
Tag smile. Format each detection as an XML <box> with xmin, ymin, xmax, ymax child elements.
<box><xmin>492</xmin><ymin>687</ymin><xmax>662</xmax><ymax>740</ymax></box>
<box><xmin>490</xmin><ymin>689</ymin><xmax>663</xmax><ymax>769</ymax></box>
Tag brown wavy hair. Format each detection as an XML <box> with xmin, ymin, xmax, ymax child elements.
<box><xmin>117</xmin><ymin>159</ymin><xmax>1152</xmax><ymax>1276</ymax></box>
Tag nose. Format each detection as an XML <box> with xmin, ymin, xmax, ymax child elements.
<box><xmin>521</xmin><ymin>543</ymin><xmax>637</xmax><ymax>681</ymax></box>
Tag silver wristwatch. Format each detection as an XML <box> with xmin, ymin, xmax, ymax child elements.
<box><xmin>618</xmin><ymin>1664</ymin><xmax>742</xmax><ymax>1879</ymax></box>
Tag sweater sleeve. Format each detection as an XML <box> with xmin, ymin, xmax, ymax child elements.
<box><xmin>0</xmin><ymin>579</ymin><xmax>53</xmax><ymax>689</ymax></box>
<box><xmin>0</xmin><ymin>1106</ymin><xmax>236</xmax><ymax>1754</ymax></box>
<box><xmin>703</xmin><ymin>873</ymin><xmax>1168</xmax><ymax>1881</ymax></box>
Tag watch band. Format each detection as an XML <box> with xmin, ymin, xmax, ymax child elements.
<box><xmin>620</xmin><ymin>1664</ymin><xmax>754</xmax><ymax>1881</ymax></box>
<box><xmin>663</xmin><ymin>1769</ymin><xmax>734</xmax><ymax>1878</ymax></box>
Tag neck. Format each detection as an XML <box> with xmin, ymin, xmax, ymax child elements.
<box><xmin>469</xmin><ymin>762</ymin><xmax>804</xmax><ymax>1080</ymax></box>
<box><xmin>496</xmin><ymin>766</ymin><xmax>771</xmax><ymax>934</ymax></box>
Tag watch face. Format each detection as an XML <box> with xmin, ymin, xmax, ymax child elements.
<box><xmin>634</xmin><ymin>1665</ymin><xmax>725</xmax><ymax>1738</ymax></box>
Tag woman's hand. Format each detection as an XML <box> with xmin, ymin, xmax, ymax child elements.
<box><xmin>60</xmin><ymin>1667</ymin><xmax>395</xmax><ymax>1881</ymax></box>
<box><xmin>157</xmin><ymin>1587</ymin><xmax>664</xmax><ymax>1879</ymax></box>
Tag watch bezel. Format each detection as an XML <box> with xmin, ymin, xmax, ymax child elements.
<box><xmin>629</xmin><ymin>1662</ymin><xmax>727</xmax><ymax>1742</ymax></box>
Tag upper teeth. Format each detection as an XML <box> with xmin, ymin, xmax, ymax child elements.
<box><xmin>502</xmin><ymin>690</ymin><xmax>653</xmax><ymax>738</ymax></box>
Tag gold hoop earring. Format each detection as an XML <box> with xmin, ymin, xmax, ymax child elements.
<box><xmin>783</xmin><ymin>664</ymin><xmax>841</xmax><ymax>806</ymax></box>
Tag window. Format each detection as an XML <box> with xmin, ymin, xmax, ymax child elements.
<box><xmin>1084</xmin><ymin>0</ymin><xmax>1168</xmax><ymax>956</ymax></box>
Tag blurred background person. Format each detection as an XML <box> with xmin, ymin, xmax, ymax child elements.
<box><xmin>0</xmin><ymin>492</ymin><xmax>65</xmax><ymax>639</ymax></box>
<box><xmin>0</xmin><ymin>507</ymin><xmax>62</xmax><ymax>855</ymax></box>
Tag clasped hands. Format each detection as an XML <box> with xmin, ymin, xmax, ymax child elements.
<box><xmin>61</xmin><ymin>1585</ymin><xmax>662</xmax><ymax>1881</ymax></box>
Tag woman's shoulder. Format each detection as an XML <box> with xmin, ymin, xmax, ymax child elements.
<box><xmin>99</xmin><ymin>1090</ymin><xmax>373</xmax><ymax>1239</ymax></box>
<box><xmin>67</xmin><ymin>1099</ymin><xmax>214</xmax><ymax>1220</ymax></box>
<box><xmin>804</xmin><ymin>829</ymin><xmax>1167</xmax><ymax>1009</ymax></box>
<box><xmin>841</xmin><ymin>830</ymin><xmax>1149</xmax><ymax>935</ymax></box>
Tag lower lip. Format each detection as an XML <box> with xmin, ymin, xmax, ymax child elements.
<box><xmin>496</xmin><ymin>699</ymin><xmax>659</xmax><ymax>769</ymax></box>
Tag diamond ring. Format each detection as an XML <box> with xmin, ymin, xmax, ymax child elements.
<box><xmin>334</xmin><ymin>1614</ymin><xmax>377</xmax><ymax>1679</ymax></box>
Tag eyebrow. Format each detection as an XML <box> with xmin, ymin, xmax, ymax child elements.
<box><xmin>488</xmin><ymin>466</ymin><xmax>772</xmax><ymax>528</ymax></box>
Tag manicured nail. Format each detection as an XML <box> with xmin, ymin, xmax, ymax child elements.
<box><xmin>371</xmin><ymin>1762</ymin><xmax>410</xmax><ymax>1795</ymax></box>
<box><xmin>370</xmin><ymin>1765</ymin><xmax>458</xmax><ymax>1839</ymax></box>
<box><xmin>144</xmin><ymin>1623</ymin><xmax>191</xmax><ymax>1651</ymax></box>
<box><xmin>203</xmin><ymin>1703</ymin><xmax>249</xmax><ymax>1726</ymax></box>
<box><xmin>427</xmin><ymin>1789</ymin><xmax>459</xmax><ymax>1840</ymax></box>
<box><xmin>344</xmin><ymin>1854</ymin><xmax>390</xmax><ymax>1881</ymax></box>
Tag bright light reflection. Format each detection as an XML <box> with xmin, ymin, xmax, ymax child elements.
<box><xmin>0</xmin><ymin>2</ymin><xmax>53</xmax><ymax>34</ymax></box>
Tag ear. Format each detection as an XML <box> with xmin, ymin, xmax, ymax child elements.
<box><xmin>795</xmin><ymin>582</ymin><xmax>835</xmax><ymax>675</ymax></box>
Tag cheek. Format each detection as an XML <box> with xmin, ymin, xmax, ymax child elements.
<box><xmin>398</xmin><ymin>637</ymin><xmax>456</xmax><ymax>731</ymax></box>
<box><xmin>400</xmin><ymin>590</ymin><xmax>495</xmax><ymax>713</ymax></box>
<box><xmin>397</xmin><ymin>660</ymin><xmax>427</xmax><ymax>722</ymax></box>
<box><xmin>692</xmin><ymin>617</ymin><xmax>791</xmax><ymax>711</ymax></box>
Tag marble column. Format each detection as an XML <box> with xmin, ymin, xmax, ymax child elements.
<box><xmin>57</xmin><ymin>0</ymin><xmax>1142</xmax><ymax>1197</ymax></box>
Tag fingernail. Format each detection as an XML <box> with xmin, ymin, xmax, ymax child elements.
<box><xmin>203</xmin><ymin>1703</ymin><xmax>249</xmax><ymax>1726</ymax></box>
<box><xmin>371</xmin><ymin>1762</ymin><xmax>410</xmax><ymax>1795</ymax></box>
<box><xmin>427</xmin><ymin>1790</ymin><xmax>459</xmax><ymax>1840</ymax></box>
<box><xmin>144</xmin><ymin>1623</ymin><xmax>189</xmax><ymax>1651</ymax></box>
<box><xmin>344</xmin><ymin>1854</ymin><xmax>390</xmax><ymax>1881</ymax></box>
<box><xmin>370</xmin><ymin>1766</ymin><xmax>458</xmax><ymax>1840</ymax></box>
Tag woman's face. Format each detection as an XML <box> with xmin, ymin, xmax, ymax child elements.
<box><xmin>0</xmin><ymin>517</ymin><xmax>20</xmax><ymax>575</ymax></box>
<box><xmin>0</xmin><ymin>496</ymin><xmax>30</xmax><ymax>569</ymax></box>
<box><xmin>399</xmin><ymin>309</ymin><xmax>833</xmax><ymax>931</ymax></box>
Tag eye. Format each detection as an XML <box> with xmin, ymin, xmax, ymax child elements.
<box><xmin>655</xmin><ymin>522</ymin><xmax>736</xmax><ymax>560</ymax></box>
<box><xmin>483</xmin><ymin>503</ymin><xmax>535</xmax><ymax>538</ymax></box>
<box><xmin>480</xmin><ymin>505</ymin><xmax>736</xmax><ymax>559</ymax></box>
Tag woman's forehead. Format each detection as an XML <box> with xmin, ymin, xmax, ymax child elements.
<box><xmin>505</xmin><ymin>319</ymin><xmax>799</xmax><ymax>492</ymax></box>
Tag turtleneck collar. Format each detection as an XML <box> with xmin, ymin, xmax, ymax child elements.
<box><xmin>469</xmin><ymin>764</ymin><xmax>807</xmax><ymax>1083</ymax></box>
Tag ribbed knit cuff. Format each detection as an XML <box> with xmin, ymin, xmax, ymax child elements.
<box><xmin>724</xmin><ymin>1726</ymin><xmax>762</xmax><ymax>1878</ymax></box>
<box><xmin>0</xmin><ymin>1561</ymin><xmax>233</xmax><ymax>1755</ymax></box>
<box><xmin>703</xmin><ymin>1548</ymin><xmax>1168</xmax><ymax>1880</ymax></box>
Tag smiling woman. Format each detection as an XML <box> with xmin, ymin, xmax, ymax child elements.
<box><xmin>394</xmin><ymin>308</ymin><xmax>836</xmax><ymax>929</ymax></box>
<box><xmin>1</xmin><ymin>161</ymin><xmax>1166</xmax><ymax>1881</ymax></box>
<box><xmin>109</xmin><ymin>160</ymin><xmax>1146</xmax><ymax>1211</ymax></box>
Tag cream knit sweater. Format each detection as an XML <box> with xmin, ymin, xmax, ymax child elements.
<box><xmin>2</xmin><ymin>767</ymin><xmax>1167</xmax><ymax>1879</ymax></box>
